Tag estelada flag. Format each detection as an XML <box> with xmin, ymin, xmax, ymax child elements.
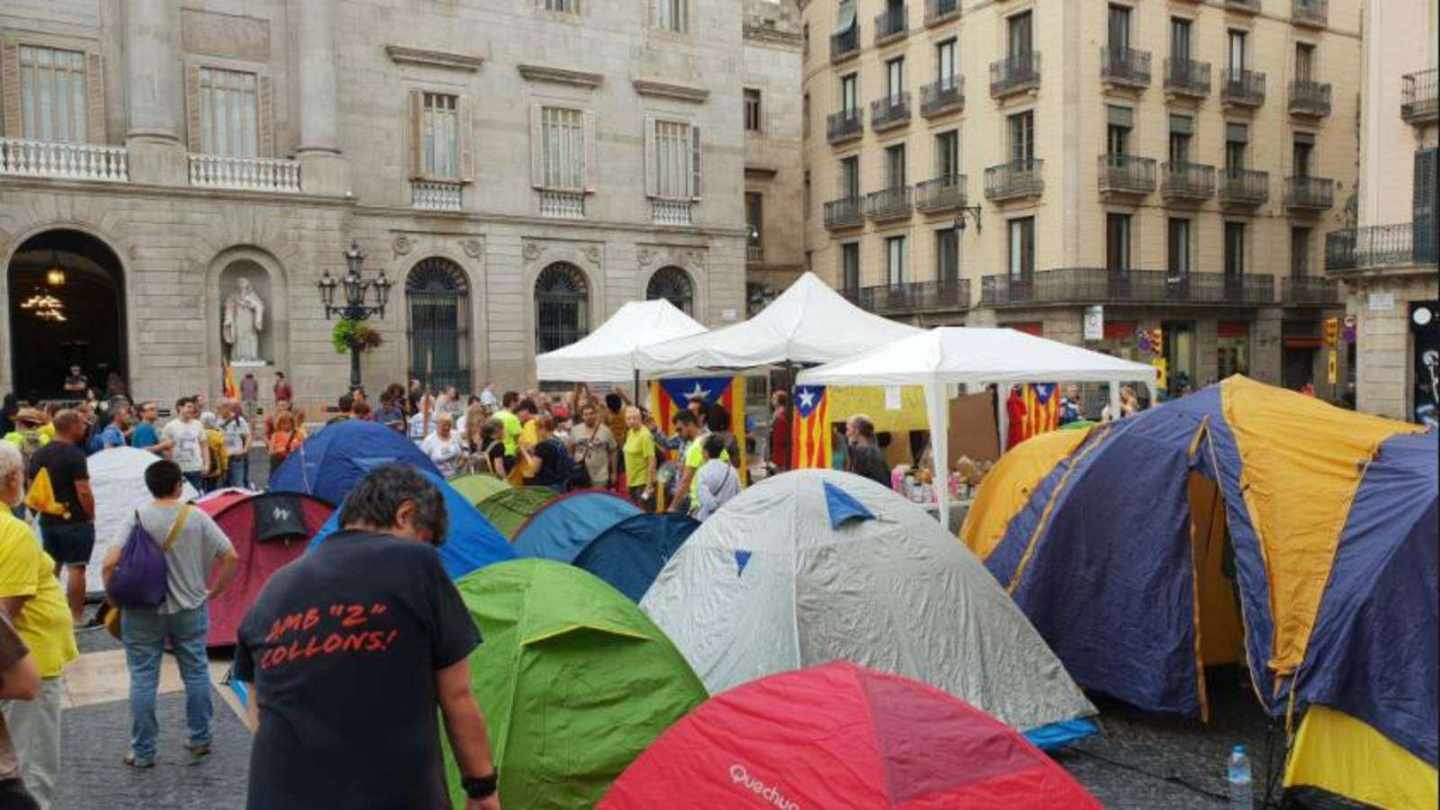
<box><xmin>1022</xmin><ymin>383</ymin><xmax>1060</xmax><ymax>438</ymax></box>
<box><xmin>222</xmin><ymin>363</ymin><xmax>239</xmax><ymax>400</ymax></box>
<box><xmin>791</xmin><ymin>385</ymin><xmax>832</xmax><ymax>469</ymax></box>
<box><xmin>649</xmin><ymin>376</ymin><xmax>746</xmax><ymax>475</ymax></box>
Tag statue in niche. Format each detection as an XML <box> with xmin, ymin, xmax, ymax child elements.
<box><xmin>223</xmin><ymin>277</ymin><xmax>267</xmax><ymax>363</ymax></box>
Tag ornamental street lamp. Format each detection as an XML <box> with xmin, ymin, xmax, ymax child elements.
<box><xmin>953</xmin><ymin>205</ymin><xmax>983</xmax><ymax>234</ymax></box>
<box><xmin>318</xmin><ymin>240</ymin><xmax>392</xmax><ymax>391</ymax></box>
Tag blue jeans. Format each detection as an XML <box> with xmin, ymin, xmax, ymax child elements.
<box><xmin>121</xmin><ymin>606</ymin><xmax>212</xmax><ymax>762</ymax></box>
<box><xmin>183</xmin><ymin>472</ymin><xmax>204</xmax><ymax>494</ymax></box>
<box><xmin>226</xmin><ymin>455</ymin><xmax>249</xmax><ymax>489</ymax></box>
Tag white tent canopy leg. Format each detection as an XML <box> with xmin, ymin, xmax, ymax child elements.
<box><xmin>924</xmin><ymin>380</ymin><xmax>951</xmax><ymax>533</ymax></box>
<box><xmin>1110</xmin><ymin>380</ymin><xmax>1122</xmax><ymax>421</ymax></box>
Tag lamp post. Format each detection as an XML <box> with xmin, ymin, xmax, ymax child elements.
<box><xmin>953</xmin><ymin>205</ymin><xmax>982</xmax><ymax>234</ymax></box>
<box><xmin>317</xmin><ymin>240</ymin><xmax>392</xmax><ymax>392</ymax></box>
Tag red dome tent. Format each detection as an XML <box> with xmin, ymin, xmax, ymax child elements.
<box><xmin>200</xmin><ymin>491</ymin><xmax>334</xmax><ymax>647</ymax></box>
<box><xmin>601</xmin><ymin>661</ymin><xmax>1100</xmax><ymax>809</ymax></box>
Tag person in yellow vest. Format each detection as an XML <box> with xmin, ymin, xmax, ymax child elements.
<box><xmin>199</xmin><ymin>413</ymin><xmax>228</xmax><ymax>495</ymax></box>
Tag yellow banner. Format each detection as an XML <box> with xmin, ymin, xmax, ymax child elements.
<box><xmin>826</xmin><ymin>385</ymin><xmax>931</xmax><ymax>433</ymax></box>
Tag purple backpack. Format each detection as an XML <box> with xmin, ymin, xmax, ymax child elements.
<box><xmin>106</xmin><ymin>506</ymin><xmax>190</xmax><ymax>609</ymax></box>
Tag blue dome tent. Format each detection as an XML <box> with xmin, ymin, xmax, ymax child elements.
<box><xmin>268</xmin><ymin>420</ymin><xmax>440</xmax><ymax>506</ymax></box>
<box><xmin>511</xmin><ymin>491</ymin><xmax>642</xmax><ymax>562</ymax></box>
<box><xmin>546</xmin><ymin>513</ymin><xmax>701</xmax><ymax>602</ymax></box>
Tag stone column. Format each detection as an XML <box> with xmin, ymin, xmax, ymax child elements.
<box><xmin>123</xmin><ymin>0</ymin><xmax>187</xmax><ymax>184</ymax></box>
<box><xmin>296</xmin><ymin>0</ymin><xmax>349</xmax><ymax>195</ymax></box>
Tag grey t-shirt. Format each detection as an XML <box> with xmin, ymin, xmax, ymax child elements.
<box><xmin>116</xmin><ymin>503</ymin><xmax>234</xmax><ymax>614</ymax></box>
<box><xmin>569</xmin><ymin>422</ymin><xmax>616</xmax><ymax>485</ymax></box>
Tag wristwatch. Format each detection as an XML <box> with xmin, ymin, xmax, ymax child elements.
<box><xmin>462</xmin><ymin>771</ymin><xmax>499</xmax><ymax>800</ymax></box>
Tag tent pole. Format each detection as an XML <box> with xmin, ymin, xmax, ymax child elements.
<box><xmin>924</xmin><ymin>381</ymin><xmax>951</xmax><ymax>534</ymax></box>
<box><xmin>994</xmin><ymin>383</ymin><xmax>1008</xmax><ymax>457</ymax></box>
<box><xmin>1110</xmin><ymin>379</ymin><xmax>1122</xmax><ymax>420</ymax></box>
<box><xmin>633</xmin><ymin>369</ymin><xmax>641</xmax><ymax>403</ymax></box>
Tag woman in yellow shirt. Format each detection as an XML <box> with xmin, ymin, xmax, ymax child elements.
<box><xmin>622</xmin><ymin>406</ymin><xmax>657</xmax><ymax>512</ymax></box>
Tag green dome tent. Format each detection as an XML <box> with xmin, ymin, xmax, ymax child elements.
<box><xmin>475</xmin><ymin>487</ymin><xmax>557</xmax><ymax>540</ymax></box>
<box><xmin>444</xmin><ymin>559</ymin><xmax>707</xmax><ymax>809</ymax></box>
<box><xmin>449</xmin><ymin>473</ymin><xmax>510</xmax><ymax>506</ymax></box>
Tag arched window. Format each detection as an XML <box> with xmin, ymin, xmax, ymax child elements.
<box><xmin>406</xmin><ymin>258</ymin><xmax>470</xmax><ymax>393</ymax></box>
<box><xmin>646</xmin><ymin>266</ymin><xmax>694</xmax><ymax>315</ymax></box>
<box><xmin>535</xmin><ymin>262</ymin><xmax>589</xmax><ymax>352</ymax></box>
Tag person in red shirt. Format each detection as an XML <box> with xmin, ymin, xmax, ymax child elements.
<box><xmin>768</xmin><ymin>390</ymin><xmax>791</xmax><ymax>473</ymax></box>
<box><xmin>272</xmin><ymin>371</ymin><xmax>293</xmax><ymax>404</ymax></box>
<box><xmin>1005</xmin><ymin>386</ymin><xmax>1027</xmax><ymax>450</ymax></box>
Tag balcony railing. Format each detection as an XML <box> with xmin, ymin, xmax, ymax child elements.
<box><xmin>1283</xmin><ymin>276</ymin><xmax>1340</xmax><ymax>305</ymax></box>
<box><xmin>870</xmin><ymin>93</ymin><xmax>912</xmax><ymax>131</ymax></box>
<box><xmin>1222</xmin><ymin>69</ymin><xmax>1266</xmax><ymax>107</ymax></box>
<box><xmin>824</xmin><ymin>197</ymin><xmax>864</xmax><ymax>229</ymax></box>
<box><xmin>985</xmin><ymin>158</ymin><xmax>1044</xmax><ymax>201</ymax></box>
<box><xmin>747</xmin><ymin>244</ymin><xmax>764</xmax><ymax>263</ymax></box>
<box><xmin>539</xmin><ymin>189</ymin><xmax>586</xmax><ymax>219</ymax></box>
<box><xmin>1098</xmin><ymin>154</ymin><xmax>1157</xmax><ymax>196</ymax></box>
<box><xmin>914</xmin><ymin>174</ymin><xmax>967</xmax><ymax>212</ymax></box>
<box><xmin>1402</xmin><ymin>68</ymin><xmax>1439</xmax><ymax>124</ymax></box>
<box><xmin>1285</xmin><ymin>175</ymin><xmax>1334</xmax><ymax>211</ymax></box>
<box><xmin>0</xmin><ymin>138</ymin><xmax>128</xmax><ymax>182</ymax></box>
<box><xmin>1226</xmin><ymin>0</ymin><xmax>1261</xmax><ymax>12</ymax></box>
<box><xmin>1292</xmin><ymin>0</ymin><xmax>1327</xmax><ymax>27</ymax></box>
<box><xmin>1326</xmin><ymin>223</ymin><xmax>1438</xmax><ymax>270</ymax></box>
<box><xmin>1101</xmin><ymin>46</ymin><xmax>1152</xmax><ymax>88</ymax></box>
<box><xmin>651</xmin><ymin>198</ymin><xmax>694</xmax><ymax>226</ymax></box>
<box><xmin>990</xmin><ymin>52</ymin><xmax>1041</xmax><ymax>98</ymax></box>
<box><xmin>850</xmin><ymin>280</ymin><xmax>972</xmax><ymax>315</ymax></box>
<box><xmin>831</xmin><ymin>27</ymin><xmax>860</xmax><ymax>62</ymax></box>
<box><xmin>1164</xmin><ymin>58</ymin><xmax>1212</xmax><ymax>98</ymax></box>
<box><xmin>1220</xmin><ymin>168</ymin><xmax>1269</xmax><ymax>207</ymax></box>
<box><xmin>920</xmin><ymin>76</ymin><xmax>964</xmax><ymax>117</ymax></box>
<box><xmin>924</xmin><ymin>0</ymin><xmax>960</xmax><ymax>26</ymax></box>
<box><xmin>865</xmin><ymin>186</ymin><xmax>913</xmax><ymax>221</ymax></box>
<box><xmin>1288</xmin><ymin>80</ymin><xmax>1332</xmax><ymax>117</ymax></box>
<box><xmin>980</xmin><ymin>268</ymin><xmax>1275</xmax><ymax>307</ymax></box>
<box><xmin>188</xmin><ymin>154</ymin><xmax>301</xmax><ymax>192</ymax></box>
<box><xmin>875</xmin><ymin>6</ymin><xmax>908</xmax><ymax>45</ymax></box>
<box><xmin>827</xmin><ymin>109</ymin><xmax>864</xmax><ymax>144</ymax></box>
<box><xmin>412</xmin><ymin>179</ymin><xmax>463</xmax><ymax>211</ymax></box>
<box><xmin>1161</xmin><ymin>162</ymin><xmax>1217</xmax><ymax>202</ymax></box>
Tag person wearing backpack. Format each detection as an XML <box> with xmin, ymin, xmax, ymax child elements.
<box><xmin>101</xmin><ymin>461</ymin><xmax>238</xmax><ymax>769</ymax></box>
<box><xmin>529</xmin><ymin>414</ymin><xmax>576</xmax><ymax>493</ymax></box>
<box><xmin>2</xmin><ymin>410</ymin><xmax>48</xmax><ymax>520</ymax></box>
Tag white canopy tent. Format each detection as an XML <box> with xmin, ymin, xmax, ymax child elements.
<box><xmin>535</xmin><ymin>299</ymin><xmax>706</xmax><ymax>384</ymax></box>
<box><xmin>797</xmin><ymin>327</ymin><xmax>1159</xmax><ymax>532</ymax></box>
<box><xmin>634</xmin><ymin>272</ymin><xmax>922</xmax><ymax>374</ymax></box>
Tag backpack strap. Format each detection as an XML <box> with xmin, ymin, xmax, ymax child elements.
<box><xmin>161</xmin><ymin>504</ymin><xmax>192</xmax><ymax>553</ymax></box>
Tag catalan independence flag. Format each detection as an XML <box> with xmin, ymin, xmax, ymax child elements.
<box><xmin>222</xmin><ymin>362</ymin><xmax>240</xmax><ymax>400</ymax></box>
<box><xmin>649</xmin><ymin>376</ymin><xmax>747</xmax><ymax>474</ymax></box>
<box><xmin>1022</xmin><ymin>383</ymin><xmax>1060</xmax><ymax>438</ymax></box>
<box><xmin>791</xmin><ymin>385</ymin><xmax>832</xmax><ymax>469</ymax></box>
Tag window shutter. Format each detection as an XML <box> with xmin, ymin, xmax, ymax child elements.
<box><xmin>85</xmin><ymin>52</ymin><xmax>105</xmax><ymax>144</ymax></box>
<box><xmin>690</xmin><ymin>123</ymin><xmax>702</xmax><ymax>200</ymax></box>
<box><xmin>583</xmin><ymin>110</ymin><xmax>598</xmax><ymax>193</ymax></box>
<box><xmin>1</xmin><ymin>41</ymin><xmax>19</xmax><ymax>138</ymax></box>
<box><xmin>407</xmin><ymin>89</ymin><xmax>424</xmax><ymax>178</ymax></box>
<box><xmin>643</xmin><ymin>115</ymin><xmax>658</xmax><ymax>198</ymax></box>
<box><xmin>257</xmin><ymin>74</ymin><xmax>274</xmax><ymax>157</ymax></box>
<box><xmin>530</xmin><ymin>104</ymin><xmax>544</xmax><ymax>189</ymax></box>
<box><xmin>458</xmin><ymin>96</ymin><xmax>474</xmax><ymax>182</ymax></box>
<box><xmin>185</xmin><ymin>65</ymin><xmax>203</xmax><ymax>152</ymax></box>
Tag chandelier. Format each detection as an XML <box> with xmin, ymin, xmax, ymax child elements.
<box><xmin>19</xmin><ymin>292</ymin><xmax>66</xmax><ymax>322</ymax></box>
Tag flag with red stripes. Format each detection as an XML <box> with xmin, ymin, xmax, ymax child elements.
<box><xmin>791</xmin><ymin>385</ymin><xmax>832</xmax><ymax>469</ymax></box>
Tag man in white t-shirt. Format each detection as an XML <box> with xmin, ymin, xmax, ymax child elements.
<box><xmin>219</xmin><ymin>399</ymin><xmax>251</xmax><ymax>490</ymax></box>
<box><xmin>161</xmin><ymin>398</ymin><xmax>210</xmax><ymax>493</ymax></box>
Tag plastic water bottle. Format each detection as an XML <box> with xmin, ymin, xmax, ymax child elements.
<box><xmin>1227</xmin><ymin>745</ymin><xmax>1253</xmax><ymax>809</ymax></box>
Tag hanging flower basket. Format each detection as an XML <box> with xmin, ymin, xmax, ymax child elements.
<box><xmin>331</xmin><ymin>319</ymin><xmax>384</xmax><ymax>354</ymax></box>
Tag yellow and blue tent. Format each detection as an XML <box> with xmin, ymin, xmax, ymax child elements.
<box><xmin>961</xmin><ymin>375</ymin><xmax>1437</xmax><ymax>809</ymax></box>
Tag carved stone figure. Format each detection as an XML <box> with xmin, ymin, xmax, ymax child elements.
<box><xmin>223</xmin><ymin>277</ymin><xmax>267</xmax><ymax>363</ymax></box>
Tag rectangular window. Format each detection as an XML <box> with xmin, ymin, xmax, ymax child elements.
<box><xmin>1108</xmin><ymin>5</ymin><xmax>1131</xmax><ymax>50</ymax></box>
<box><xmin>651</xmin><ymin>119</ymin><xmax>700</xmax><ymax>199</ymax></box>
<box><xmin>746</xmin><ymin>192</ymin><xmax>763</xmax><ymax>248</ymax></box>
<box><xmin>935</xmin><ymin>130</ymin><xmax>960</xmax><ymax>178</ymax></box>
<box><xmin>1290</xmin><ymin>227</ymin><xmax>1311</xmax><ymax>278</ymax></box>
<box><xmin>841</xmin><ymin>242</ymin><xmax>861</xmax><ymax>293</ymax></box>
<box><xmin>1171</xmin><ymin>17</ymin><xmax>1192</xmax><ymax>62</ymax></box>
<box><xmin>18</xmin><ymin>45</ymin><xmax>88</xmax><ymax>143</ymax></box>
<box><xmin>1295</xmin><ymin>43</ymin><xmax>1315</xmax><ymax>82</ymax></box>
<box><xmin>1169</xmin><ymin>114</ymin><xmax>1193</xmax><ymax>163</ymax></box>
<box><xmin>1008</xmin><ymin>111</ymin><xmax>1035</xmax><ymax>163</ymax></box>
<box><xmin>422</xmin><ymin>92</ymin><xmax>460</xmax><ymax>178</ymax></box>
<box><xmin>840</xmin><ymin>155</ymin><xmax>860</xmax><ymax>199</ymax></box>
<box><xmin>1106</xmin><ymin>213</ymin><xmax>1132</xmax><ymax>271</ymax></box>
<box><xmin>886</xmin><ymin>236</ymin><xmax>907</xmax><ymax>286</ymax></box>
<box><xmin>936</xmin><ymin>228</ymin><xmax>959</xmax><ymax>283</ymax></box>
<box><xmin>540</xmin><ymin>107</ymin><xmax>586</xmax><ymax>191</ymax></box>
<box><xmin>1008</xmin><ymin>217</ymin><xmax>1035</xmax><ymax>279</ymax></box>
<box><xmin>656</xmin><ymin>0</ymin><xmax>687</xmax><ymax>32</ymax></box>
<box><xmin>1224</xmin><ymin>222</ymin><xmax>1247</xmax><ymax>280</ymax></box>
<box><xmin>936</xmin><ymin>39</ymin><xmax>958</xmax><ymax>87</ymax></box>
<box><xmin>840</xmin><ymin>74</ymin><xmax>858</xmax><ymax>114</ymax></box>
<box><xmin>885</xmin><ymin>143</ymin><xmax>906</xmax><ymax>188</ymax></box>
<box><xmin>744</xmin><ymin>89</ymin><xmax>762</xmax><ymax>132</ymax></box>
<box><xmin>1008</xmin><ymin>12</ymin><xmax>1033</xmax><ymax>59</ymax></box>
<box><xmin>1168</xmin><ymin>218</ymin><xmax>1191</xmax><ymax>276</ymax></box>
<box><xmin>1293</xmin><ymin>139</ymin><xmax>1313</xmax><ymax>177</ymax></box>
<box><xmin>803</xmin><ymin>168</ymin><xmax>812</xmax><ymax>212</ymax></box>
<box><xmin>1107</xmin><ymin>105</ymin><xmax>1132</xmax><ymax>156</ymax></box>
<box><xmin>1225</xmin><ymin>123</ymin><xmax>1248</xmax><ymax>173</ymax></box>
<box><xmin>1228</xmin><ymin>30</ymin><xmax>1247</xmax><ymax>73</ymax></box>
<box><xmin>886</xmin><ymin>58</ymin><xmax>905</xmax><ymax>100</ymax></box>
<box><xmin>544</xmin><ymin>0</ymin><xmax>579</xmax><ymax>11</ymax></box>
<box><xmin>802</xmin><ymin>93</ymin><xmax>810</xmax><ymax>138</ymax></box>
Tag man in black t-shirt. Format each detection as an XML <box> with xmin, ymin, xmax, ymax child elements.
<box><xmin>844</xmin><ymin>414</ymin><xmax>892</xmax><ymax>489</ymax></box>
<box><xmin>234</xmin><ymin>465</ymin><xmax>499</xmax><ymax>810</ymax></box>
<box><xmin>26</xmin><ymin>410</ymin><xmax>94</xmax><ymax>624</ymax></box>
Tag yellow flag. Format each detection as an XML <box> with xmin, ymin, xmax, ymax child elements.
<box><xmin>24</xmin><ymin>468</ymin><xmax>70</xmax><ymax>519</ymax></box>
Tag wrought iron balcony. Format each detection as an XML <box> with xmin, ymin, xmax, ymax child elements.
<box><xmin>827</xmin><ymin>109</ymin><xmax>863</xmax><ymax>144</ymax></box>
<box><xmin>924</xmin><ymin>0</ymin><xmax>960</xmax><ymax>26</ymax></box>
<box><xmin>1292</xmin><ymin>0</ymin><xmax>1327</xmax><ymax>27</ymax></box>
<box><xmin>980</xmin><ymin>268</ymin><xmax>1275</xmax><ymax>307</ymax></box>
<box><xmin>874</xmin><ymin>5</ymin><xmax>908</xmax><ymax>46</ymax></box>
<box><xmin>985</xmin><ymin>158</ymin><xmax>1044</xmax><ymax>201</ymax></box>
<box><xmin>1161</xmin><ymin>162</ymin><xmax>1217</xmax><ymax>203</ymax></box>
<box><xmin>1098</xmin><ymin>154</ymin><xmax>1157</xmax><ymax>197</ymax></box>
<box><xmin>870</xmin><ymin>92</ymin><xmax>912</xmax><ymax>132</ymax></box>
<box><xmin>747</xmin><ymin>243</ymin><xmax>764</xmax><ymax>263</ymax></box>
<box><xmin>831</xmin><ymin>27</ymin><xmax>860</xmax><ymax>63</ymax></box>
<box><xmin>1220</xmin><ymin>168</ymin><xmax>1269</xmax><ymax>207</ymax></box>
<box><xmin>914</xmin><ymin>174</ymin><xmax>967</xmax><ymax>212</ymax></box>
<box><xmin>1222</xmin><ymin>69</ymin><xmax>1266</xmax><ymax>107</ymax></box>
<box><xmin>990</xmin><ymin>52</ymin><xmax>1041</xmax><ymax>98</ymax></box>
<box><xmin>1284</xmin><ymin>176</ymin><xmax>1334</xmax><ymax>212</ymax></box>
<box><xmin>1326</xmin><ymin>223</ymin><xmax>1437</xmax><ymax>271</ymax></box>
<box><xmin>1164</xmin><ymin>58</ymin><xmax>1211</xmax><ymax>98</ymax></box>
<box><xmin>851</xmin><ymin>280</ymin><xmax>971</xmax><ymax>315</ymax></box>
<box><xmin>864</xmin><ymin>186</ymin><xmax>914</xmax><ymax>221</ymax></box>
<box><xmin>1402</xmin><ymin>68</ymin><xmax>1439</xmax><ymax>124</ymax></box>
<box><xmin>823</xmin><ymin>197</ymin><xmax>864</xmax><ymax>230</ymax></box>
<box><xmin>920</xmin><ymin>76</ymin><xmax>964</xmax><ymax>117</ymax></box>
<box><xmin>1226</xmin><ymin>0</ymin><xmax>1261</xmax><ymax>13</ymax></box>
<box><xmin>1282</xmin><ymin>276</ymin><xmax>1340</xmax><ymax>306</ymax></box>
<box><xmin>1101</xmin><ymin>47</ymin><xmax>1151</xmax><ymax>89</ymax></box>
<box><xmin>1288</xmin><ymin>80</ymin><xmax>1332</xmax><ymax>117</ymax></box>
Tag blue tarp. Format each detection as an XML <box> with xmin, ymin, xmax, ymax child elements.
<box><xmin>571</xmin><ymin>514</ymin><xmax>700</xmax><ymax>602</ymax></box>
<box><xmin>512</xmin><ymin>491</ymin><xmax>641</xmax><ymax>563</ymax></box>
<box><xmin>309</xmin><ymin>470</ymin><xmax>515</xmax><ymax>581</ymax></box>
<box><xmin>268</xmin><ymin>420</ymin><xmax>440</xmax><ymax>506</ymax></box>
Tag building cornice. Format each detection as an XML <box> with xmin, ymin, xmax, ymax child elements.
<box><xmin>632</xmin><ymin>79</ymin><xmax>710</xmax><ymax>104</ymax></box>
<box><xmin>743</xmin><ymin>25</ymin><xmax>803</xmax><ymax>48</ymax></box>
<box><xmin>384</xmin><ymin>45</ymin><xmax>485</xmax><ymax>72</ymax></box>
<box><xmin>517</xmin><ymin>64</ymin><xmax>604</xmax><ymax>88</ymax></box>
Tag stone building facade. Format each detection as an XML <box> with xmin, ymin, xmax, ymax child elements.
<box><xmin>1</xmin><ymin>0</ymin><xmax>749</xmax><ymax>409</ymax></box>
<box><xmin>799</xmin><ymin>0</ymin><xmax>1360</xmax><ymax>398</ymax></box>
<box><xmin>1324</xmin><ymin>0</ymin><xmax>1438</xmax><ymax>424</ymax></box>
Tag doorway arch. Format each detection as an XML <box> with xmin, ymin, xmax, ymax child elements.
<box><xmin>6</xmin><ymin>229</ymin><xmax>126</xmax><ymax>399</ymax></box>
<box><xmin>534</xmin><ymin>262</ymin><xmax>590</xmax><ymax>353</ymax></box>
<box><xmin>406</xmin><ymin>257</ymin><xmax>472</xmax><ymax>393</ymax></box>
<box><xmin>646</xmin><ymin>266</ymin><xmax>695</xmax><ymax>315</ymax></box>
